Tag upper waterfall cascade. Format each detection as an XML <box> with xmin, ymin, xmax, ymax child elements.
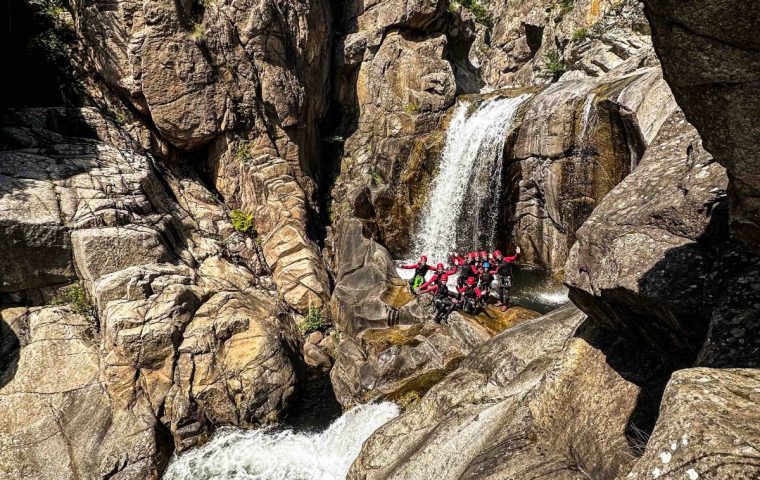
<box><xmin>413</xmin><ymin>94</ymin><xmax>532</xmax><ymax>261</ymax></box>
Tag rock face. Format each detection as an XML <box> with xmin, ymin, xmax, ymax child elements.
<box><xmin>642</xmin><ymin>0</ymin><xmax>760</xmax><ymax>251</ymax></box>
<box><xmin>0</xmin><ymin>107</ymin><xmax>304</xmax><ymax>477</ymax></box>
<box><xmin>70</xmin><ymin>0</ymin><xmax>333</xmax><ymax>314</ymax></box>
<box><xmin>0</xmin><ymin>307</ymin><xmax>165</xmax><ymax>479</ymax></box>
<box><xmin>566</xmin><ymin>109</ymin><xmax>760</xmax><ymax>366</ymax></box>
<box><xmin>77</xmin><ymin>0</ymin><xmax>331</xmax><ymax>159</ymax></box>
<box><xmin>508</xmin><ymin>58</ymin><xmax>677</xmax><ymax>271</ymax></box>
<box><xmin>625</xmin><ymin>368</ymin><xmax>760</xmax><ymax>479</ymax></box>
<box><xmin>211</xmin><ymin>150</ymin><xmax>331</xmax><ymax>313</ymax></box>
<box><xmin>348</xmin><ymin>305</ymin><xmax>673</xmax><ymax>479</ymax></box>
<box><xmin>330</xmin><ymin>219</ymin><xmax>412</xmax><ymax>336</ymax></box>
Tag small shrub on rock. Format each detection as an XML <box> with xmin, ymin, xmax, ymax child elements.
<box><xmin>237</xmin><ymin>142</ymin><xmax>253</xmax><ymax>161</ymax></box>
<box><xmin>544</xmin><ymin>49</ymin><xmax>566</xmax><ymax>80</ymax></box>
<box><xmin>52</xmin><ymin>283</ymin><xmax>93</xmax><ymax>317</ymax></box>
<box><xmin>190</xmin><ymin>22</ymin><xmax>205</xmax><ymax>42</ymax></box>
<box><xmin>572</xmin><ymin>27</ymin><xmax>589</xmax><ymax>41</ymax></box>
<box><xmin>559</xmin><ymin>0</ymin><xmax>574</xmax><ymax>14</ymax></box>
<box><xmin>461</xmin><ymin>0</ymin><xmax>493</xmax><ymax>27</ymax></box>
<box><xmin>230</xmin><ymin>209</ymin><xmax>255</xmax><ymax>234</ymax></box>
<box><xmin>299</xmin><ymin>307</ymin><xmax>325</xmax><ymax>334</ymax></box>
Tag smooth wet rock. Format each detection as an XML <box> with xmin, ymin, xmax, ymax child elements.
<box><xmin>330</xmin><ymin>218</ymin><xmax>413</xmax><ymax>335</ymax></box>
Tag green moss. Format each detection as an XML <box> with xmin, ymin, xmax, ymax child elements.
<box><xmin>371</xmin><ymin>169</ymin><xmax>385</xmax><ymax>185</ymax></box>
<box><xmin>559</xmin><ymin>0</ymin><xmax>574</xmax><ymax>14</ymax></box>
<box><xmin>381</xmin><ymin>357</ymin><xmax>465</xmax><ymax>409</ymax></box>
<box><xmin>361</xmin><ymin>324</ymin><xmax>424</xmax><ymax>354</ymax></box>
<box><xmin>190</xmin><ymin>22</ymin><xmax>205</xmax><ymax>42</ymax></box>
<box><xmin>572</xmin><ymin>27</ymin><xmax>589</xmax><ymax>41</ymax></box>
<box><xmin>230</xmin><ymin>209</ymin><xmax>255</xmax><ymax>234</ymax></box>
<box><xmin>52</xmin><ymin>283</ymin><xmax>93</xmax><ymax>317</ymax></box>
<box><xmin>298</xmin><ymin>307</ymin><xmax>325</xmax><ymax>334</ymax></box>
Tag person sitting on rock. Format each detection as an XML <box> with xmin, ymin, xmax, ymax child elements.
<box><xmin>457</xmin><ymin>276</ymin><xmax>483</xmax><ymax>315</ymax></box>
<box><xmin>492</xmin><ymin>246</ymin><xmax>520</xmax><ymax>311</ymax></box>
<box><xmin>419</xmin><ymin>274</ymin><xmax>457</xmax><ymax>323</ymax></box>
<box><xmin>401</xmin><ymin>255</ymin><xmax>432</xmax><ymax>294</ymax></box>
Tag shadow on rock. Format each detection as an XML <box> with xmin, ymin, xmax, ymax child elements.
<box><xmin>574</xmin><ymin>319</ymin><xmax>675</xmax><ymax>456</ymax></box>
<box><xmin>0</xmin><ymin>316</ymin><xmax>20</xmax><ymax>390</ymax></box>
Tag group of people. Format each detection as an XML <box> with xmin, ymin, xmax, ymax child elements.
<box><xmin>401</xmin><ymin>247</ymin><xmax>521</xmax><ymax>323</ymax></box>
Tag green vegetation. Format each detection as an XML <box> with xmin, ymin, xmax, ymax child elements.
<box><xmin>371</xmin><ymin>169</ymin><xmax>385</xmax><ymax>185</ymax></box>
<box><xmin>112</xmin><ymin>110</ymin><xmax>128</xmax><ymax>125</ymax></box>
<box><xmin>544</xmin><ymin>49</ymin><xmax>566</xmax><ymax>80</ymax></box>
<box><xmin>298</xmin><ymin>307</ymin><xmax>326</xmax><ymax>334</ymax></box>
<box><xmin>190</xmin><ymin>22</ymin><xmax>205</xmax><ymax>42</ymax></box>
<box><xmin>237</xmin><ymin>142</ymin><xmax>253</xmax><ymax>161</ymax></box>
<box><xmin>460</xmin><ymin>0</ymin><xmax>493</xmax><ymax>27</ymax></box>
<box><xmin>230</xmin><ymin>209</ymin><xmax>255</xmax><ymax>234</ymax></box>
<box><xmin>403</xmin><ymin>100</ymin><xmax>419</xmax><ymax>115</ymax></box>
<box><xmin>559</xmin><ymin>0</ymin><xmax>574</xmax><ymax>14</ymax></box>
<box><xmin>52</xmin><ymin>283</ymin><xmax>93</xmax><ymax>317</ymax></box>
<box><xmin>572</xmin><ymin>27</ymin><xmax>589</xmax><ymax>41</ymax></box>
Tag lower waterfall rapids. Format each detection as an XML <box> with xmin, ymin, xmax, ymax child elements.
<box><xmin>414</xmin><ymin>93</ymin><xmax>531</xmax><ymax>260</ymax></box>
<box><xmin>163</xmin><ymin>402</ymin><xmax>400</xmax><ymax>480</ymax></box>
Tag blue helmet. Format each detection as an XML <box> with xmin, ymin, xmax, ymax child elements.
<box><xmin>483</xmin><ymin>262</ymin><xmax>490</xmax><ymax>269</ymax></box>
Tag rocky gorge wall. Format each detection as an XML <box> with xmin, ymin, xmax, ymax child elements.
<box><xmin>1</xmin><ymin>0</ymin><xmax>759</xmax><ymax>478</ymax></box>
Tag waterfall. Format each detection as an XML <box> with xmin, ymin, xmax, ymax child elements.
<box><xmin>413</xmin><ymin>94</ymin><xmax>531</xmax><ymax>261</ymax></box>
<box><xmin>163</xmin><ymin>402</ymin><xmax>400</xmax><ymax>480</ymax></box>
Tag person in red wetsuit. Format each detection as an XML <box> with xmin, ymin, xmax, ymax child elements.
<box><xmin>420</xmin><ymin>263</ymin><xmax>458</xmax><ymax>291</ymax></box>
<box><xmin>456</xmin><ymin>253</ymin><xmax>480</xmax><ymax>289</ymax></box>
<box><xmin>492</xmin><ymin>246</ymin><xmax>520</xmax><ymax>311</ymax></box>
<box><xmin>419</xmin><ymin>274</ymin><xmax>457</xmax><ymax>323</ymax></box>
<box><xmin>401</xmin><ymin>255</ymin><xmax>432</xmax><ymax>293</ymax></box>
<box><xmin>457</xmin><ymin>276</ymin><xmax>483</xmax><ymax>315</ymax></box>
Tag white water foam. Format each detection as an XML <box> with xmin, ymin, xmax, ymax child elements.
<box><xmin>414</xmin><ymin>94</ymin><xmax>531</xmax><ymax>262</ymax></box>
<box><xmin>163</xmin><ymin>402</ymin><xmax>400</xmax><ymax>480</ymax></box>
